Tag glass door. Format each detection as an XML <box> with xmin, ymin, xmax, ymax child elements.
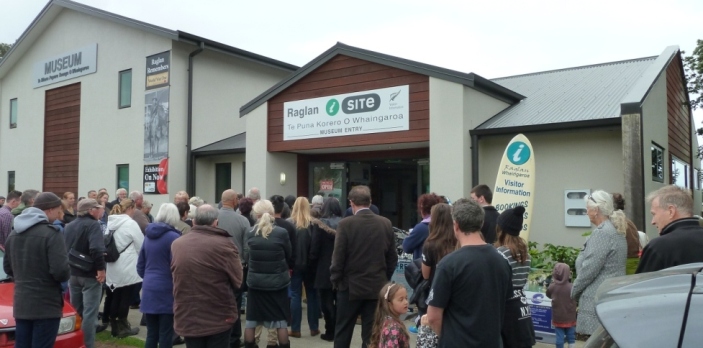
<box><xmin>309</xmin><ymin>162</ymin><xmax>347</xmax><ymax>211</ymax></box>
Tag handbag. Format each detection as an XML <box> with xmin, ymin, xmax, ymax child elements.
<box><xmin>417</xmin><ymin>325</ymin><xmax>439</xmax><ymax>348</ymax></box>
<box><xmin>68</xmin><ymin>248</ymin><xmax>94</xmax><ymax>272</ymax></box>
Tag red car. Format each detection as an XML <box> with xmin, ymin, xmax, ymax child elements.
<box><xmin>0</xmin><ymin>248</ymin><xmax>85</xmax><ymax>347</ymax></box>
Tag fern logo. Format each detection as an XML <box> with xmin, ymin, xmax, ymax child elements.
<box><xmin>326</xmin><ymin>99</ymin><xmax>340</xmax><ymax>116</ymax></box>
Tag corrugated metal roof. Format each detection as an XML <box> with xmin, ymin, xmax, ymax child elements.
<box><xmin>478</xmin><ymin>56</ymin><xmax>657</xmax><ymax>130</ymax></box>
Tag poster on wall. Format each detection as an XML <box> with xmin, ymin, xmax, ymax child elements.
<box><xmin>146</xmin><ymin>51</ymin><xmax>170</xmax><ymax>90</ymax></box>
<box><xmin>143</xmin><ymin>158</ymin><xmax>168</xmax><ymax>194</ymax></box>
<box><xmin>144</xmin><ymin>87</ymin><xmax>169</xmax><ymax>164</ymax></box>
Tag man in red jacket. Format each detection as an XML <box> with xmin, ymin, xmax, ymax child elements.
<box><xmin>171</xmin><ymin>204</ymin><xmax>243</xmax><ymax>347</ymax></box>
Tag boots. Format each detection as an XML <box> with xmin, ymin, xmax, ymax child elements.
<box><xmin>244</xmin><ymin>342</ymin><xmax>259</xmax><ymax>348</ymax></box>
<box><xmin>109</xmin><ymin>318</ymin><xmax>119</xmax><ymax>337</ymax></box>
<box><xmin>278</xmin><ymin>343</ymin><xmax>290</xmax><ymax>348</ymax></box>
<box><xmin>116</xmin><ymin>318</ymin><xmax>140</xmax><ymax>338</ymax></box>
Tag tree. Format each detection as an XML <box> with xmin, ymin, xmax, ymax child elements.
<box><xmin>684</xmin><ymin>39</ymin><xmax>703</xmax><ymax>111</ymax></box>
<box><xmin>0</xmin><ymin>43</ymin><xmax>12</xmax><ymax>60</ymax></box>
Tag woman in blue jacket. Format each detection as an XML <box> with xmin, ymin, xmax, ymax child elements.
<box><xmin>137</xmin><ymin>203</ymin><xmax>182</xmax><ymax>348</ymax></box>
<box><xmin>402</xmin><ymin>193</ymin><xmax>440</xmax><ymax>260</ymax></box>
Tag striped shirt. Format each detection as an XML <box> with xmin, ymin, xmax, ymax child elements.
<box><xmin>497</xmin><ymin>246</ymin><xmax>531</xmax><ymax>288</ymax></box>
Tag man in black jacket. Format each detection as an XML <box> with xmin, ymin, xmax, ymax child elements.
<box><xmin>3</xmin><ymin>192</ymin><xmax>70</xmax><ymax>348</ymax></box>
<box><xmin>471</xmin><ymin>184</ymin><xmax>500</xmax><ymax>244</ymax></box>
<box><xmin>636</xmin><ymin>185</ymin><xmax>703</xmax><ymax>273</ymax></box>
<box><xmin>64</xmin><ymin>198</ymin><xmax>107</xmax><ymax>347</ymax></box>
<box><xmin>331</xmin><ymin>185</ymin><xmax>397</xmax><ymax>348</ymax></box>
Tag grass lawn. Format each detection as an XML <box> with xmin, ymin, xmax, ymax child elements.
<box><xmin>96</xmin><ymin>331</ymin><xmax>145</xmax><ymax>348</ymax></box>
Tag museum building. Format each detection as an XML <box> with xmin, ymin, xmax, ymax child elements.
<box><xmin>1</xmin><ymin>0</ymin><xmax>699</xmax><ymax>246</ymax></box>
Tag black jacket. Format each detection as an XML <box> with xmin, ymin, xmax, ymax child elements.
<box><xmin>636</xmin><ymin>217</ymin><xmax>703</xmax><ymax>273</ymax></box>
<box><xmin>244</xmin><ymin>225</ymin><xmax>292</xmax><ymax>291</ymax></box>
<box><xmin>482</xmin><ymin>206</ymin><xmax>500</xmax><ymax>244</ymax></box>
<box><xmin>64</xmin><ymin>215</ymin><xmax>106</xmax><ymax>277</ymax></box>
<box><xmin>3</xmin><ymin>209</ymin><xmax>70</xmax><ymax>319</ymax></box>
<box><xmin>310</xmin><ymin>216</ymin><xmax>339</xmax><ymax>289</ymax></box>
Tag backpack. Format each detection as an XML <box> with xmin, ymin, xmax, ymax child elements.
<box><xmin>104</xmin><ymin>229</ymin><xmax>132</xmax><ymax>263</ymax></box>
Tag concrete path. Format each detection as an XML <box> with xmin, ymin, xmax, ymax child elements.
<box><xmin>125</xmin><ymin>304</ymin><xmax>584</xmax><ymax>347</ymax></box>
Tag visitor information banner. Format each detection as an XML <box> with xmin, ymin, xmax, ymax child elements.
<box><xmin>283</xmin><ymin>85</ymin><xmax>409</xmax><ymax>140</ymax></box>
<box><xmin>492</xmin><ymin>134</ymin><xmax>536</xmax><ymax>240</ymax></box>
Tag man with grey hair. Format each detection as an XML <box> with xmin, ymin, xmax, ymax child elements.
<box><xmin>107</xmin><ymin>188</ymin><xmax>127</xmax><ymax>211</ymax></box>
<box><xmin>11</xmin><ymin>189</ymin><xmax>39</xmax><ymax>216</ymax></box>
<box><xmin>129</xmin><ymin>191</ymin><xmax>149</xmax><ymax>234</ymax></box>
<box><xmin>217</xmin><ymin>190</ymin><xmax>250</xmax><ymax>348</ymax></box>
<box><xmin>636</xmin><ymin>185</ymin><xmax>703</xmax><ymax>273</ymax></box>
<box><xmin>247</xmin><ymin>187</ymin><xmax>261</xmax><ymax>203</ymax></box>
<box><xmin>87</xmin><ymin>190</ymin><xmax>98</xmax><ymax>200</ymax></box>
<box><xmin>426</xmin><ymin>198</ymin><xmax>512</xmax><ymax>347</ymax></box>
<box><xmin>171</xmin><ymin>204</ymin><xmax>243</xmax><ymax>347</ymax></box>
<box><xmin>64</xmin><ymin>198</ymin><xmax>107</xmax><ymax>348</ymax></box>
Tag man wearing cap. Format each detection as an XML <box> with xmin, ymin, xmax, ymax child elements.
<box><xmin>64</xmin><ymin>199</ymin><xmax>107</xmax><ymax>348</ymax></box>
<box><xmin>3</xmin><ymin>192</ymin><xmax>71</xmax><ymax>348</ymax></box>
<box><xmin>0</xmin><ymin>190</ymin><xmax>22</xmax><ymax>247</ymax></box>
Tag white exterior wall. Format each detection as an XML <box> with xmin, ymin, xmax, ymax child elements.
<box><xmin>478</xmin><ymin>129</ymin><xmax>623</xmax><ymax>248</ymax></box>
<box><xmin>194</xmin><ymin>153</ymin><xmax>246</xmax><ymax>204</ymax></box>
<box><xmin>245</xmin><ymin>103</ymin><xmax>297</xmax><ymax>199</ymax></box>
<box><xmin>640</xmin><ymin>71</ymin><xmax>669</xmax><ymax>238</ymax></box>
<box><xmin>429</xmin><ymin>77</ymin><xmax>509</xmax><ymax>199</ymax></box>
<box><xmin>186</xmin><ymin>46</ymin><xmax>291</xmax><ymax>149</ymax></box>
<box><xmin>0</xmin><ymin>9</ymin><xmax>173</xmax><ymax>202</ymax></box>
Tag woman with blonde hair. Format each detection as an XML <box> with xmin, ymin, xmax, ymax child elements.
<box><xmin>571</xmin><ymin>190</ymin><xmax>627</xmax><ymax>338</ymax></box>
<box><xmin>96</xmin><ymin>191</ymin><xmax>110</xmax><ymax>223</ymax></box>
<box><xmin>62</xmin><ymin>191</ymin><xmax>77</xmax><ymax>225</ymax></box>
<box><xmin>106</xmin><ymin>199</ymin><xmax>144</xmax><ymax>338</ymax></box>
<box><xmin>288</xmin><ymin>196</ymin><xmax>321</xmax><ymax>338</ymax></box>
<box><xmin>242</xmin><ymin>200</ymin><xmax>293</xmax><ymax>348</ymax></box>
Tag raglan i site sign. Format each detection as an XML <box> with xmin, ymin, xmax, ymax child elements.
<box><xmin>492</xmin><ymin>134</ymin><xmax>536</xmax><ymax>241</ymax></box>
<box><xmin>282</xmin><ymin>85</ymin><xmax>409</xmax><ymax>141</ymax></box>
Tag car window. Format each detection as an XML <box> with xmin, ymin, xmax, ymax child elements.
<box><xmin>0</xmin><ymin>249</ymin><xmax>9</xmax><ymax>281</ymax></box>
<box><xmin>680</xmin><ymin>274</ymin><xmax>703</xmax><ymax>347</ymax></box>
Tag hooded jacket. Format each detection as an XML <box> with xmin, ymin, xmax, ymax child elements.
<box><xmin>106</xmin><ymin>214</ymin><xmax>144</xmax><ymax>289</ymax></box>
<box><xmin>310</xmin><ymin>216</ymin><xmax>339</xmax><ymax>289</ymax></box>
<box><xmin>2</xmin><ymin>207</ymin><xmax>70</xmax><ymax>319</ymax></box>
<box><xmin>546</xmin><ymin>263</ymin><xmax>577</xmax><ymax>325</ymax></box>
<box><xmin>137</xmin><ymin>222</ymin><xmax>180</xmax><ymax>314</ymax></box>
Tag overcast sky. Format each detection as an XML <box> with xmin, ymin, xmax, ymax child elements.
<box><xmin>2</xmin><ymin>0</ymin><xmax>702</xmax><ymax>131</ymax></box>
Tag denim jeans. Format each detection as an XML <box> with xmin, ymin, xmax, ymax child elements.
<box><xmin>15</xmin><ymin>318</ymin><xmax>61</xmax><ymax>348</ymax></box>
<box><xmin>69</xmin><ymin>276</ymin><xmax>103</xmax><ymax>348</ymax></box>
<box><xmin>555</xmin><ymin>326</ymin><xmax>576</xmax><ymax>348</ymax></box>
<box><xmin>289</xmin><ymin>269</ymin><xmax>320</xmax><ymax>332</ymax></box>
<box><xmin>145</xmin><ymin>314</ymin><xmax>174</xmax><ymax>348</ymax></box>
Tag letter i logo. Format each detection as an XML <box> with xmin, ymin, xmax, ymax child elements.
<box><xmin>507</xmin><ymin>141</ymin><xmax>530</xmax><ymax>165</ymax></box>
<box><xmin>326</xmin><ymin>99</ymin><xmax>339</xmax><ymax>116</ymax></box>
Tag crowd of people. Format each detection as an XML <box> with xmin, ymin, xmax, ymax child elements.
<box><xmin>1</xmin><ymin>183</ymin><xmax>703</xmax><ymax>348</ymax></box>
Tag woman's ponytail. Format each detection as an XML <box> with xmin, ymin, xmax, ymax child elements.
<box><xmin>609</xmin><ymin>209</ymin><xmax>627</xmax><ymax>235</ymax></box>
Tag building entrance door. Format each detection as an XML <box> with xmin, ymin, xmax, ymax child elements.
<box><xmin>309</xmin><ymin>162</ymin><xmax>347</xmax><ymax>211</ymax></box>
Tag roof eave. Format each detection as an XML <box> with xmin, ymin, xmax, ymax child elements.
<box><xmin>619</xmin><ymin>45</ymin><xmax>680</xmax><ymax>115</ymax></box>
<box><xmin>240</xmin><ymin>42</ymin><xmax>525</xmax><ymax>117</ymax></box>
<box><xmin>177</xmin><ymin>31</ymin><xmax>298</xmax><ymax>72</ymax></box>
<box><xmin>470</xmin><ymin>117</ymin><xmax>622</xmax><ymax>137</ymax></box>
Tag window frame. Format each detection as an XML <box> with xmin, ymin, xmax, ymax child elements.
<box><xmin>671</xmin><ymin>155</ymin><xmax>690</xmax><ymax>189</ymax></box>
<box><xmin>9</xmin><ymin>98</ymin><xmax>17</xmax><ymax>129</ymax></box>
<box><xmin>118</xmin><ymin>69</ymin><xmax>132</xmax><ymax>109</ymax></box>
<box><xmin>7</xmin><ymin>171</ymin><xmax>15</xmax><ymax>193</ymax></box>
<box><xmin>651</xmin><ymin>143</ymin><xmax>664</xmax><ymax>183</ymax></box>
<box><xmin>116</xmin><ymin>164</ymin><xmax>129</xmax><ymax>191</ymax></box>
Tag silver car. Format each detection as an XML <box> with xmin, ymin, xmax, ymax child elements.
<box><xmin>585</xmin><ymin>263</ymin><xmax>702</xmax><ymax>348</ymax></box>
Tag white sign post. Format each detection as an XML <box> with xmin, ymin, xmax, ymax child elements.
<box><xmin>283</xmin><ymin>85</ymin><xmax>409</xmax><ymax>141</ymax></box>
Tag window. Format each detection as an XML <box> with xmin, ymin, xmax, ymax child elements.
<box><xmin>7</xmin><ymin>171</ymin><xmax>14</xmax><ymax>193</ymax></box>
<box><xmin>671</xmin><ymin>156</ymin><xmax>690</xmax><ymax>188</ymax></box>
<box><xmin>9</xmin><ymin>99</ymin><xmax>17</xmax><ymax>128</ymax></box>
<box><xmin>116</xmin><ymin>164</ymin><xmax>129</xmax><ymax>191</ymax></box>
<box><xmin>651</xmin><ymin>144</ymin><xmax>664</xmax><ymax>182</ymax></box>
<box><xmin>215</xmin><ymin>163</ymin><xmax>232</xmax><ymax>203</ymax></box>
<box><xmin>118</xmin><ymin>70</ymin><xmax>132</xmax><ymax>108</ymax></box>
